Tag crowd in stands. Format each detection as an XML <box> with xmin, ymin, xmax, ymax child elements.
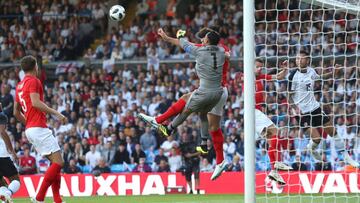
<box><xmin>0</xmin><ymin>0</ymin><xmax>106</xmax><ymax>63</ymax></box>
<box><xmin>0</xmin><ymin>0</ymin><xmax>359</xmax><ymax>175</ymax></box>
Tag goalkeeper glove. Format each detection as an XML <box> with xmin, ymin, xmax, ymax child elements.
<box><xmin>176</xmin><ymin>29</ymin><xmax>186</xmax><ymax>39</ymax></box>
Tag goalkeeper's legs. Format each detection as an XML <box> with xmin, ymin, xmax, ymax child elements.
<box><xmin>138</xmin><ymin>93</ymin><xmax>190</xmax><ymax>137</ymax></box>
<box><xmin>155</xmin><ymin>93</ymin><xmax>189</xmax><ymax>124</ymax></box>
<box><xmin>196</xmin><ymin>112</ymin><xmax>210</xmax><ymax>154</ymax></box>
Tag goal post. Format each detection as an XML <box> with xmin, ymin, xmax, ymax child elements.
<box><xmin>243</xmin><ymin>0</ymin><xmax>256</xmax><ymax>203</ymax></box>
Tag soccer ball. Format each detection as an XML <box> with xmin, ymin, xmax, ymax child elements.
<box><xmin>109</xmin><ymin>5</ymin><xmax>125</xmax><ymax>21</ymax></box>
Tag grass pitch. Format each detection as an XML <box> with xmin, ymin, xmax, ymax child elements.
<box><xmin>12</xmin><ymin>194</ymin><xmax>360</xmax><ymax>203</ymax></box>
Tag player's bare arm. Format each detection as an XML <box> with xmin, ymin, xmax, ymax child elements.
<box><xmin>287</xmin><ymin>93</ymin><xmax>298</xmax><ymax>116</ymax></box>
<box><xmin>271</xmin><ymin>60</ymin><xmax>288</xmax><ymax>80</ymax></box>
<box><xmin>157</xmin><ymin>28</ymin><xmax>180</xmax><ymax>47</ymax></box>
<box><xmin>30</xmin><ymin>92</ymin><xmax>66</xmax><ymax>122</ymax></box>
<box><xmin>320</xmin><ymin>64</ymin><xmax>342</xmax><ymax>79</ymax></box>
<box><xmin>13</xmin><ymin>102</ymin><xmax>26</xmax><ymax>125</ymax></box>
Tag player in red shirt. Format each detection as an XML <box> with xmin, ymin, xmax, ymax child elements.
<box><xmin>14</xmin><ymin>55</ymin><xmax>66</xmax><ymax>203</ymax></box>
<box><xmin>138</xmin><ymin>27</ymin><xmax>229</xmax><ymax>180</ymax></box>
<box><xmin>240</xmin><ymin>58</ymin><xmax>291</xmax><ymax>184</ymax></box>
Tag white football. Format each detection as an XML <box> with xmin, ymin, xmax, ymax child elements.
<box><xmin>109</xmin><ymin>5</ymin><xmax>125</xmax><ymax>21</ymax></box>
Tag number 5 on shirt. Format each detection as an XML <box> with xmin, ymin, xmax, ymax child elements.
<box><xmin>18</xmin><ymin>91</ymin><xmax>27</xmax><ymax>112</ymax></box>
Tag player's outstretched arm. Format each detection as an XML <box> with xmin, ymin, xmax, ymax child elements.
<box><xmin>320</xmin><ymin>64</ymin><xmax>342</xmax><ymax>79</ymax></box>
<box><xmin>13</xmin><ymin>102</ymin><xmax>26</xmax><ymax>125</ymax></box>
<box><xmin>272</xmin><ymin>60</ymin><xmax>288</xmax><ymax>80</ymax></box>
<box><xmin>30</xmin><ymin>92</ymin><xmax>66</xmax><ymax>122</ymax></box>
<box><xmin>157</xmin><ymin>28</ymin><xmax>180</xmax><ymax>47</ymax></box>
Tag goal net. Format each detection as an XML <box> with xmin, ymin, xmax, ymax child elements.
<box><xmin>253</xmin><ymin>0</ymin><xmax>360</xmax><ymax>202</ymax></box>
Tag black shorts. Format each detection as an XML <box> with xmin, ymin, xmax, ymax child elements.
<box><xmin>185</xmin><ymin>164</ymin><xmax>200</xmax><ymax>182</ymax></box>
<box><xmin>0</xmin><ymin>157</ymin><xmax>18</xmax><ymax>178</ymax></box>
<box><xmin>299</xmin><ymin>107</ymin><xmax>330</xmax><ymax>128</ymax></box>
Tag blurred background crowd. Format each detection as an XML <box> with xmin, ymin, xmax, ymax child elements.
<box><xmin>0</xmin><ymin>0</ymin><xmax>359</xmax><ymax>175</ymax></box>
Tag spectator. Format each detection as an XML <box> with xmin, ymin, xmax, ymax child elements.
<box><xmin>62</xmin><ymin>143</ymin><xmax>73</xmax><ymax>167</ymax></box>
<box><xmin>131</xmin><ymin>143</ymin><xmax>146</xmax><ymax>164</ymax></box>
<box><xmin>157</xmin><ymin>159</ymin><xmax>170</xmax><ymax>172</ymax></box>
<box><xmin>227</xmin><ymin>155</ymin><xmax>242</xmax><ymax>172</ymax></box>
<box><xmin>112</xmin><ymin>144</ymin><xmax>131</xmax><ymax>164</ymax></box>
<box><xmin>223</xmin><ymin>136</ymin><xmax>236</xmax><ymax>162</ymax></box>
<box><xmin>37</xmin><ymin>156</ymin><xmax>50</xmax><ymax>174</ymax></box>
<box><xmin>154</xmin><ymin>148</ymin><xmax>168</xmax><ymax>165</ymax></box>
<box><xmin>92</xmin><ymin>157</ymin><xmax>111</xmax><ymax>174</ymax></box>
<box><xmin>110</xmin><ymin>47</ymin><xmax>123</xmax><ymax>60</ymax></box>
<box><xmin>200</xmin><ymin>158</ymin><xmax>213</xmax><ymax>172</ymax></box>
<box><xmin>139</xmin><ymin>127</ymin><xmax>157</xmax><ymax>151</ymax></box>
<box><xmin>161</xmin><ymin>135</ymin><xmax>178</xmax><ymax>156</ymax></box>
<box><xmin>64</xmin><ymin>159</ymin><xmax>82</xmax><ymax>174</ymax></box>
<box><xmin>315</xmin><ymin>154</ymin><xmax>332</xmax><ymax>171</ymax></box>
<box><xmin>0</xmin><ymin>84</ymin><xmax>13</xmax><ymax>116</ymax></box>
<box><xmin>101</xmin><ymin>142</ymin><xmax>116</xmax><ymax>165</ymax></box>
<box><xmin>85</xmin><ymin>145</ymin><xmax>101</xmax><ymax>169</ymax></box>
<box><xmin>74</xmin><ymin>143</ymin><xmax>86</xmax><ymax>166</ymax></box>
<box><xmin>19</xmin><ymin>148</ymin><xmax>36</xmax><ymax>175</ymax></box>
<box><xmin>205</xmin><ymin>139</ymin><xmax>216</xmax><ymax>164</ymax></box>
<box><xmin>292</xmin><ymin>155</ymin><xmax>308</xmax><ymax>171</ymax></box>
<box><xmin>132</xmin><ymin>157</ymin><xmax>152</xmax><ymax>172</ymax></box>
<box><xmin>168</xmin><ymin>147</ymin><xmax>182</xmax><ymax>172</ymax></box>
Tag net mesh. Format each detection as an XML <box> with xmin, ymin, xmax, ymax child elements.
<box><xmin>253</xmin><ymin>0</ymin><xmax>360</xmax><ymax>202</ymax></box>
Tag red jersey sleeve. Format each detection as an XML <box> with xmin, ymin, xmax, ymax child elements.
<box><xmin>220</xmin><ymin>44</ymin><xmax>230</xmax><ymax>52</ymax></box>
<box><xmin>257</xmin><ymin>74</ymin><xmax>273</xmax><ymax>80</ymax></box>
<box><xmin>28</xmin><ymin>78</ymin><xmax>41</xmax><ymax>94</ymax></box>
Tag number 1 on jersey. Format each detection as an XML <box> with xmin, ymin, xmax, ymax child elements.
<box><xmin>211</xmin><ymin>53</ymin><xmax>217</xmax><ymax>69</ymax></box>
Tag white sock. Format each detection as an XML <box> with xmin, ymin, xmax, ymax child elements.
<box><xmin>309</xmin><ymin>139</ymin><xmax>320</xmax><ymax>150</ymax></box>
<box><xmin>333</xmin><ymin>134</ymin><xmax>345</xmax><ymax>152</ymax></box>
<box><xmin>7</xmin><ymin>180</ymin><xmax>20</xmax><ymax>196</ymax></box>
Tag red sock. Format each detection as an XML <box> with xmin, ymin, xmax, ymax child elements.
<box><xmin>51</xmin><ymin>172</ymin><xmax>62</xmax><ymax>203</ymax></box>
<box><xmin>318</xmin><ymin>128</ymin><xmax>328</xmax><ymax>139</ymax></box>
<box><xmin>155</xmin><ymin>99</ymin><xmax>186</xmax><ymax>123</ymax></box>
<box><xmin>268</xmin><ymin>135</ymin><xmax>281</xmax><ymax>169</ymax></box>
<box><xmin>210</xmin><ymin>128</ymin><xmax>224</xmax><ymax>165</ymax></box>
<box><xmin>36</xmin><ymin>163</ymin><xmax>62</xmax><ymax>201</ymax></box>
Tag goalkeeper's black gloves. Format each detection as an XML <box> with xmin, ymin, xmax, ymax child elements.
<box><xmin>176</xmin><ymin>29</ymin><xmax>186</xmax><ymax>39</ymax></box>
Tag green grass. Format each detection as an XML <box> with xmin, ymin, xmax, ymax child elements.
<box><xmin>12</xmin><ymin>194</ymin><xmax>360</xmax><ymax>203</ymax></box>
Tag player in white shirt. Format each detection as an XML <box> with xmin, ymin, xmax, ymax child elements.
<box><xmin>0</xmin><ymin>111</ymin><xmax>21</xmax><ymax>203</ymax></box>
<box><xmin>288</xmin><ymin>51</ymin><xmax>359</xmax><ymax>168</ymax></box>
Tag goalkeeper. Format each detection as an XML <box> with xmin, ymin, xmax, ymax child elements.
<box><xmin>139</xmin><ymin>27</ymin><xmax>229</xmax><ymax>180</ymax></box>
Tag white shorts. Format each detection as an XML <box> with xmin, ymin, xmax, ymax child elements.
<box><xmin>209</xmin><ymin>87</ymin><xmax>228</xmax><ymax>116</ymax></box>
<box><xmin>255</xmin><ymin>109</ymin><xmax>274</xmax><ymax>139</ymax></box>
<box><xmin>25</xmin><ymin>127</ymin><xmax>61</xmax><ymax>156</ymax></box>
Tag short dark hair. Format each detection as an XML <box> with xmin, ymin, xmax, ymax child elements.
<box><xmin>299</xmin><ymin>50</ymin><xmax>309</xmax><ymax>56</ymax></box>
<box><xmin>20</xmin><ymin>55</ymin><xmax>37</xmax><ymax>72</ymax></box>
<box><xmin>206</xmin><ymin>31</ymin><xmax>220</xmax><ymax>45</ymax></box>
<box><xmin>255</xmin><ymin>58</ymin><xmax>264</xmax><ymax>63</ymax></box>
<box><xmin>195</xmin><ymin>27</ymin><xmax>219</xmax><ymax>39</ymax></box>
